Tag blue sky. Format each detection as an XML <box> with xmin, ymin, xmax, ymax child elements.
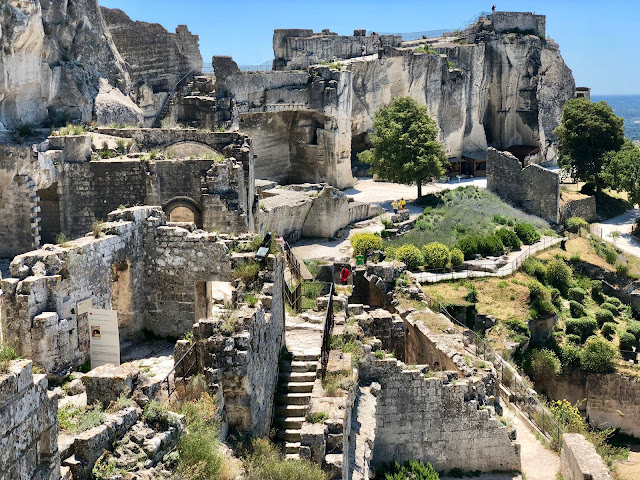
<box><xmin>100</xmin><ymin>0</ymin><xmax>640</xmax><ymax>95</ymax></box>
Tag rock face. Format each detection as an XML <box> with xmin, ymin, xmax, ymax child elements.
<box><xmin>0</xmin><ymin>1</ymin><xmax>203</xmax><ymax>129</ymax></box>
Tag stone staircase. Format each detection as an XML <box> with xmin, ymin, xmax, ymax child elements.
<box><xmin>274</xmin><ymin>351</ymin><xmax>319</xmax><ymax>459</ymax></box>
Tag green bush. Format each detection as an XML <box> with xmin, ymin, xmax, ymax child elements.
<box><xmin>568</xmin><ymin>287</ymin><xmax>587</xmax><ymax>304</ymax></box>
<box><xmin>477</xmin><ymin>234</ymin><xmax>504</xmax><ymax>256</ymax></box>
<box><xmin>523</xmin><ymin>258</ymin><xmax>547</xmax><ymax>283</ymax></box>
<box><xmin>450</xmin><ymin>247</ymin><xmax>464</xmax><ymax>267</ymax></box>
<box><xmin>559</xmin><ymin>343</ymin><xmax>582</xmax><ymax>368</ymax></box>
<box><xmin>514</xmin><ymin>223</ymin><xmax>540</xmax><ymax>245</ymax></box>
<box><xmin>565</xmin><ymin>334</ymin><xmax>582</xmax><ymax>345</ymax></box>
<box><xmin>233</xmin><ymin>261</ymin><xmax>261</xmax><ymax>284</ymax></box>
<box><xmin>550</xmin><ymin>288</ymin><xmax>562</xmax><ymax>308</ymax></box>
<box><xmin>246</xmin><ymin>438</ymin><xmax>327</xmax><ymax>480</ymax></box>
<box><xmin>626</xmin><ymin>320</ymin><xmax>640</xmax><ymax>341</ymax></box>
<box><xmin>607</xmin><ymin>297</ymin><xmax>622</xmax><ymax>307</ymax></box>
<box><xmin>504</xmin><ymin>318</ymin><xmax>530</xmax><ymax>345</ymax></box>
<box><xmin>600</xmin><ymin>302</ymin><xmax>618</xmax><ymax>315</ymax></box>
<box><xmin>565</xmin><ymin>318</ymin><xmax>597</xmax><ymax>341</ymax></box>
<box><xmin>591</xmin><ymin>280</ymin><xmax>605</xmax><ymax>303</ymax></box>
<box><xmin>528</xmin><ymin>348</ymin><xmax>561</xmax><ymax>382</ymax></box>
<box><xmin>143</xmin><ymin>401</ymin><xmax>179</xmax><ymax>430</ymax></box>
<box><xmin>603</xmin><ymin>246</ymin><xmax>618</xmax><ymax>265</ymax></box>
<box><xmin>569</xmin><ymin>300</ymin><xmax>585</xmax><ymax>318</ymax></box>
<box><xmin>546</xmin><ymin>258</ymin><xmax>573</xmax><ymax>295</ymax></box>
<box><xmin>457</xmin><ymin>236</ymin><xmax>479</xmax><ymax>259</ymax></box>
<box><xmin>395</xmin><ymin>244</ymin><xmax>424</xmax><ymax>270</ymax></box>
<box><xmin>376</xmin><ymin>459</ymin><xmax>440</xmax><ymax>480</ymax></box>
<box><xmin>422</xmin><ymin>242</ymin><xmax>450</xmax><ymax>269</ymax></box>
<box><xmin>565</xmin><ymin>216</ymin><xmax>588</xmax><ymax>233</ymax></box>
<box><xmin>529</xmin><ymin>280</ymin><xmax>555</xmax><ymax>316</ymax></box>
<box><xmin>619</xmin><ymin>332</ymin><xmax>636</xmax><ymax>351</ymax></box>
<box><xmin>595</xmin><ymin>309</ymin><xmax>615</xmax><ymax>327</ymax></box>
<box><xmin>495</xmin><ymin>227</ymin><xmax>521</xmax><ymax>250</ymax></box>
<box><xmin>351</xmin><ymin>232</ymin><xmax>382</xmax><ymax>256</ymax></box>
<box><xmin>616</xmin><ymin>262</ymin><xmax>630</xmax><ymax>277</ymax></box>
<box><xmin>601</xmin><ymin>322</ymin><xmax>617</xmax><ymax>339</ymax></box>
<box><xmin>580</xmin><ymin>336</ymin><xmax>617</xmax><ymax>373</ymax></box>
<box><xmin>0</xmin><ymin>344</ymin><xmax>19</xmax><ymax>373</ymax></box>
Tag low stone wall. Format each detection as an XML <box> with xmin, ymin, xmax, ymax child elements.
<box><xmin>560</xmin><ymin>196</ymin><xmax>597</xmax><ymax>223</ymax></box>
<box><xmin>537</xmin><ymin>370</ymin><xmax>640</xmax><ymax>438</ymax></box>
<box><xmin>358</xmin><ymin>309</ymin><xmax>405</xmax><ymax>361</ymax></box>
<box><xmin>0</xmin><ymin>360</ymin><xmax>59</xmax><ymax>480</ymax></box>
<box><xmin>347</xmin><ymin>384</ymin><xmax>379</xmax><ymax>480</ymax></box>
<box><xmin>404</xmin><ymin>316</ymin><xmax>466</xmax><ymax>374</ymax></box>
<box><xmin>359</xmin><ymin>356</ymin><xmax>521</xmax><ymax>473</ymax></box>
<box><xmin>489</xmin><ymin>12</ymin><xmax>546</xmax><ymax>36</ymax></box>
<box><xmin>560</xmin><ymin>433</ymin><xmax>612</xmax><ymax>480</ymax></box>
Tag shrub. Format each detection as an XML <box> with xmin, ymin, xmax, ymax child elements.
<box><xmin>607</xmin><ymin>297</ymin><xmax>622</xmax><ymax>307</ymax></box>
<box><xmin>600</xmin><ymin>302</ymin><xmax>618</xmax><ymax>315</ymax></box>
<box><xmin>495</xmin><ymin>228</ymin><xmax>521</xmax><ymax>250</ymax></box>
<box><xmin>143</xmin><ymin>401</ymin><xmax>179</xmax><ymax>430</ymax></box>
<box><xmin>591</xmin><ymin>280</ymin><xmax>605</xmax><ymax>303</ymax></box>
<box><xmin>546</xmin><ymin>258</ymin><xmax>573</xmax><ymax>295</ymax></box>
<box><xmin>528</xmin><ymin>348</ymin><xmax>561</xmax><ymax>382</ymax></box>
<box><xmin>350</xmin><ymin>232</ymin><xmax>382</xmax><ymax>256</ymax></box>
<box><xmin>457</xmin><ymin>236</ymin><xmax>479</xmax><ymax>259</ymax></box>
<box><xmin>626</xmin><ymin>320</ymin><xmax>640</xmax><ymax>341</ymax></box>
<box><xmin>565</xmin><ymin>317</ymin><xmax>597</xmax><ymax>341</ymax></box>
<box><xmin>550</xmin><ymin>288</ymin><xmax>562</xmax><ymax>308</ymax></box>
<box><xmin>375</xmin><ymin>459</ymin><xmax>439</xmax><ymax>480</ymax></box>
<box><xmin>374</xmin><ymin>349</ymin><xmax>385</xmax><ymax>360</ymax></box>
<box><xmin>514</xmin><ymin>223</ymin><xmax>540</xmax><ymax>245</ymax></box>
<box><xmin>601</xmin><ymin>322</ymin><xmax>617</xmax><ymax>339</ymax></box>
<box><xmin>523</xmin><ymin>257</ymin><xmax>548</xmax><ymax>283</ymax></box>
<box><xmin>422</xmin><ymin>242</ymin><xmax>450</xmax><ymax>269</ymax></box>
<box><xmin>568</xmin><ymin>287</ymin><xmax>587</xmax><ymax>304</ymax></box>
<box><xmin>504</xmin><ymin>318</ymin><xmax>530</xmax><ymax>345</ymax></box>
<box><xmin>603</xmin><ymin>246</ymin><xmax>618</xmax><ymax>265</ymax></box>
<box><xmin>569</xmin><ymin>300</ymin><xmax>585</xmax><ymax>318</ymax></box>
<box><xmin>233</xmin><ymin>260</ymin><xmax>261</xmax><ymax>284</ymax></box>
<box><xmin>616</xmin><ymin>262</ymin><xmax>630</xmax><ymax>277</ymax></box>
<box><xmin>58</xmin><ymin>404</ymin><xmax>105</xmax><ymax>434</ymax></box>
<box><xmin>307</xmin><ymin>412</ymin><xmax>329</xmax><ymax>424</ymax></box>
<box><xmin>91</xmin><ymin>221</ymin><xmax>105</xmax><ymax>238</ymax></box>
<box><xmin>0</xmin><ymin>344</ymin><xmax>19</xmax><ymax>373</ymax></box>
<box><xmin>395</xmin><ymin>244</ymin><xmax>424</xmax><ymax>270</ymax></box>
<box><xmin>477</xmin><ymin>234</ymin><xmax>504</xmax><ymax>256</ymax></box>
<box><xmin>619</xmin><ymin>332</ymin><xmax>636</xmax><ymax>351</ymax></box>
<box><xmin>529</xmin><ymin>280</ymin><xmax>555</xmax><ymax>316</ymax></box>
<box><xmin>565</xmin><ymin>334</ymin><xmax>582</xmax><ymax>345</ymax></box>
<box><xmin>450</xmin><ymin>247</ymin><xmax>464</xmax><ymax>267</ymax></box>
<box><xmin>580</xmin><ymin>336</ymin><xmax>617</xmax><ymax>373</ymax></box>
<box><xmin>559</xmin><ymin>343</ymin><xmax>582</xmax><ymax>368</ymax></box>
<box><xmin>245</xmin><ymin>438</ymin><xmax>327</xmax><ymax>480</ymax></box>
<box><xmin>493</xmin><ymin>214</ymin><xmax>513</xmax><ymax>226</ymax></box>
<box><xmin>565</xmin><ymin>216</ymin><xmax>588</xmax><ymax>233</ymax></box>
<box><xmin>595</xmin><ymin>309</ymin><xmax>615</xmax><ymax>327</ymax></box>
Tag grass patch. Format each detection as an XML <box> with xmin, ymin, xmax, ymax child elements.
<box><xmin>142</xmin><ymin>400</ymin><xmax>180</xmax><ymax>430</ymax></box>
<box><xmin>244</xmin><ymin>438</ymin><xmax>328</xmax><ymax>480</ymax></box>
<box><xmin>233</xmin><ymin>260</ymin><xmax>261</xmax><ymax>284</ymax></box>
<box><xmin>58</xmin><ymin>404</ymin><xmax>105</xmax><ymax>434</ymax></box>
<box><xmin>0</xmin><ymin>345</ymin><xmax>19</xmax><ymax>373</ymax></box>
<box><xmin>106</xmin><ymin>393</ymin><xmax>133</xmax><ymax>413</ymax></box>
<box><xmin>322</xmin><ymin>372</ymin><xmax>355</xmax><ymax>397</ymax></box>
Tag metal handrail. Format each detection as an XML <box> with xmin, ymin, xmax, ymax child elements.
<box><xmin>320</xmin><ymin>282</ymin><xmax>335</xmax><ymax>379</ymax></box>
<box><xmin>163</xmin><ymin>340</ymin><xmax>198</xmax><ymax>398</ymax></box>
<box><xmin>422</xmin><ymin>291</ymin><xmax>564</xmax><ymax>447</ymax></box>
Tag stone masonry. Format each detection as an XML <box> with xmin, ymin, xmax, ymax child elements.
<box><xmin>0</xmin><ymin>360</ymin><xmax>59</xmax><ymax>480</ymax></box>
<box><xmin>486</xmin><ymin>147</ymin><xmax>560</xmax><ymax>223</ymax></box>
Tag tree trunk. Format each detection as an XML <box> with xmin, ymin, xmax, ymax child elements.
<box><xmin>417</xmin><ymin>180</ymin><xmax>423</xmax><ymax>200</ymax></box>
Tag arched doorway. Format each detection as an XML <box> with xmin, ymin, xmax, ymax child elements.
<box><xmin>163</xmin><ymin>197</ymin><xmax>203</xmax><ymax>229</ymax></box>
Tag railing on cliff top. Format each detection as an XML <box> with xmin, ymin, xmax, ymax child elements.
<box><xmin>320</xmin><ymin>282</ymin><xmax>335</xmax><ymax>379</ymax></box>
<box><xmin>163</xmin><ymin>340</ymin><xmax>198</xmax><ymax>398</ymax></box>
<box><xmin>422</xmin><ymin>291</ymin><xmax>564</xmax><ymax>447</ymax></box>
<box><xmin>281</xmin><ymin>240</ymin><xmax>303</xmax><ymax>313</ymax></box>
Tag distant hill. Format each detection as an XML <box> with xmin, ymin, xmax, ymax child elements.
<box><xmin>592</xmin><ymin>94</ymin><xmax>640</xmax><ymax>141</ymax></box>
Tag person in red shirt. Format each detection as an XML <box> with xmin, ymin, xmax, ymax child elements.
<box><xmin>340</xmin><ymin>266</ymin><xmax>351</xmax><ymax>285</ymax></box>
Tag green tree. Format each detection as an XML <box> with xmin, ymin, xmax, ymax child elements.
<box><xmin>554</xmin><ymin>98</ymin><xmax>624</xmax><ymax>193</ymax></box>
<box><xmin>358</xmin><ymin>97</ymin><xmax>448</xmax><ymax>199</ymax></box>
<box><xmin>602</xmin><ymin>140</ymin><xmax>640</xmax><ymax>205</ymax></box>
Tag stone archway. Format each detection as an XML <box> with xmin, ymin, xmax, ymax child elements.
<box><xmin>163</xmin><ymin>196</ymin><xmax>203</xmax><ymax>228</ymax></box>
<box><xmin>164</xmin><ymin>141</ymin><xmax>221</xmax><ymax>159</ymax></box>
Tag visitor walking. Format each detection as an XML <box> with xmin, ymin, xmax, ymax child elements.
<box><xmin>391</xmin><ymin>199</ymin><xmax>399</xmax><ymax>214</ymax></box>
<box><xmin>340</xmin><ymin>266</ymin><xmax>351</xmax><ymax>285</ymax></box>
<box><xmin>399</xmin><ymin>198</ymin><xmax>406</xmax><ymax>210</ymax></box>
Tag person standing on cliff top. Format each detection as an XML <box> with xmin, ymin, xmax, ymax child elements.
<box><xmin>492</xmin><ymin>5</ymin><xmax>496</xmax><ymax>12</ymax></box>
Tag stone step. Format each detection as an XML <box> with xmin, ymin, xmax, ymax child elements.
<box><xmin>280</xmin><ymin>361</ymin><xmax>317</xmax><ymax>373</ymax></box>
<box><xmin>291</xmin><ymin>353</ymin><xmax>321</xmax><ymax>362</ymax></box>
<box><xmin>286</xmin><ymin>453</ymin><xmax>301</xmax><ymax>460</ymax></box>
<box><xmin>277</xmin><ymin>441</ymin><xmax>301</xmax><ymax>454</ymax></box>
<box><xmin>284</xmin><ymin>381</ymin><xmax>314</xmax><ymax>394</ymax></box>
<box><xmin>274</xmin><ymin>416</ymin><xmax>305</xmax><ymax>429</ymax></box>
<box><xmin>275</xmin><ymin>404</ymin><xmax>308</xmax><ymax>417</ymax></box>
<box><xmin>278</xmin><ymin>393</ymin><xmax>311</xmax><ymax>405</ymax></box>
<box><xmin>279</xmin><ymin>371</ymin><xmax>317</xmax><ymax>383</ymax></box>
<box><xmin>276</xmin><ymin>429</ymin><xmax>301</xmax><ymax>442</ymax></box>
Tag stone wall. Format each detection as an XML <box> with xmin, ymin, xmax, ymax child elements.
<box><xmin>560</xmin><ymin>434</ymin><xmax>612</xmax><ymax>480</ymax></box>
<box><xmin>272</xmin><ymin>29</ymin><xmax>402</xmax><ymax>70</ymax></box>
<box><xmin>486</xmin><ymin>147</ymin><xmax>560</xmax><ymax>223</ymax></box>
<box><xmin>175</xmin><ymin>255</ymin><xmax>285</xmax><ymax>436</ymax></box>
<box><xmin>0</xmin><ymin>206</ymin><xmax>236</xmax><ymax>374</ymax></box>
<box><xmin>0</xmin><ymin>360</ymin><xmax>59</xmax><ymax>480</ymax></box>
<box><xmin>489</xmin><ymin>12</ymin><xmax>546</xmax><ymax>36</ymax></box>
<box><xmin>537</xmin><ymin>370</ymin><xmax>640</xmax><ymax>438</ymax></box>
<box><xmin>560</xmin><ymin>196</ymin><xmax>597</xmax><ymax>223</ymax></box>
<box><xmin>212</xmin><ymin>57</ymin><xmax>355</xmax><ymax>189</ymax></box>
<box><xmin>359</xmin><ymin>356</ymin><xmax>521</xmax><ymax>473</ymax></box>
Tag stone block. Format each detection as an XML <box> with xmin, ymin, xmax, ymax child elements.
<box><xmin>82</xmin><ymin>364</ymin><xmax>138</xmax><ymax>408</ymax></box>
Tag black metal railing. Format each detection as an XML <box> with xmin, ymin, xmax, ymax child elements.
<box><xmin>163</xmin><ymin>341</ymin><xmax>198</xmax><ymax>398</ymax></box>
<box><xmin>320</xmin><ymin>282</ymin><xmax>335</xmax><ymax>379</ymax></box>
<box><xmin>423</xmin><ymin>292</ymin><xmax>564</xmax><ymax>447</ymax></box>
<box><xmin>282</xmin><ymin>240</ymin><xmax>303</xmax><ymax>313</ymax></box>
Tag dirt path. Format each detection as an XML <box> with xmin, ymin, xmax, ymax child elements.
<box><xmin>594</xmin><ymin>206</ymin><xmax>640</xmax><ymax>259</ymax></box>
<box><xmin>511</xmin><ymin>409</ymin><xmax>560</xmax><ymax>480</ymax></box>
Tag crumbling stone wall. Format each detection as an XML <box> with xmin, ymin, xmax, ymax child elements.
<box><xmin>560</xmin><ymin>196</ymin><xmax>597</xmax><ymax>223</ymax></box>
<box><xmin>359</xmin><ymin>356</ymin><xmax>521</xmax><ymax>473</ymax></box>
<box><xmin>489</xmin><ymin>12</ymin><xmax>546</xmax><ymax>36</ymax></box>
<box><xmin>212</xmin><ymin>57</ymin><xmax>355</xmax><ymax>189</ymax></box>
<box><xmin>0</xmin><ymin>360</ymin><xmax>59</xmax><ymax>480</ymax></box>
<box><xmin>560</xmin><ymin>434</ymin><xmax>612</xmax><ymax>480</ymax></box>
<box><xmin>486</xmin><ymin>147</ymin><xmax>560</xmax><ymax>223</ymax></box>
<box><xmin>273</xmin><ymin>29</ymin><xmax>402</xmax><ymax>70</ymax></box>
<box><xmin>0</xmin><ymin>207</ymin><xmax>234</xmax><ymax>374</ymax></box>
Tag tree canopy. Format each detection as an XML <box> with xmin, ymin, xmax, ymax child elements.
<box><xmin>554</xmin><ymin>98</ymin><xmax>624</xmax><ymax>191</ymax></box>
<box><xmin>358</xmin><ymin>96</ymin><xmax>448</xmax><ymax>198</ymax></box>
<box><xmin>602</xmin><ymin>140</ymin><xmax>640</xmax><ymax>206</ymax></box>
